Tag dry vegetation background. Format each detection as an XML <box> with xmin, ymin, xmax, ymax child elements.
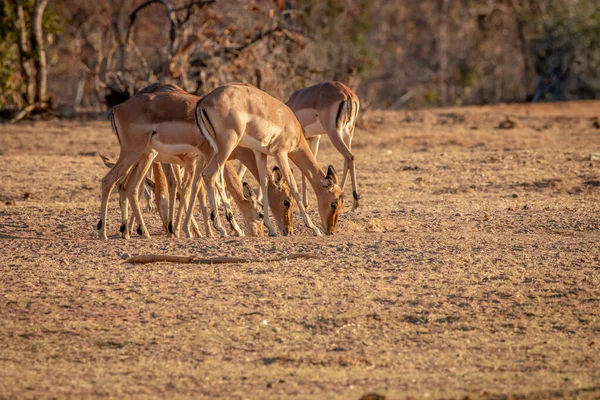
<box><xmin>1</xmin><ymin>100</ymin><xmax>599</xmax><ymax>398</ymax></box>
<box><xmin>1</xmin><ymin>0</ymin><xmax>599</xmax><ymax>115</ymax></box>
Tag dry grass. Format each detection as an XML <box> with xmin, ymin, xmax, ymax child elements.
<box><xmin>1</xmin><ymin>100</ymin><xmax>599</xmax><ymax>399</ymax></box>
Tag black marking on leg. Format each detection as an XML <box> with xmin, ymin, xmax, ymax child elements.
<box><xmin>226</xmin><ymin>212</ymin><xmax>233</xmax><ymax>223</ymax></box>
<box><xmin>168</xmin><ymin>221</ymin><xmax>173</xmax><ymax>234</ymax></box>
<box><xmin>119</xmin><ymin>223</ymin><xmax>126</xmax><ymax>233</ymax></box>
<box><xmin>353</xmin><ymin>191</ymin><xmax>360</xmax><ymax>201</ymax></box>
<box><xmin>97</xmin><ymin>219</ymin><xmax>103</xmax><ymax>230</ymax></box>
<box><xmin>136</xmin><ymin>225</ymin><xmax>143</xmax><ymax>235</ymax></box>
<box><xmin>210</xmin><ymin>210</ymin><xmax>216</xmax><ymax>221</ymax></box>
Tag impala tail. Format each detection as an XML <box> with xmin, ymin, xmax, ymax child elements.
<box><xmin>194</xmin><ymin>104</ymin><xmax>219</xmax><ymax>154</ymax></box>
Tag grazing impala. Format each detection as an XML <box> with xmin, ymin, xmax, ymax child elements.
<box><xmin>98</xmin><ymin>83</ymin><xmax>294</xmax><ymax>239</ymax></box>
<box><xmin>192</xmin><ymin>83</ymin><xmax>344</xmax><ymax>236</ymax></box>
<box><xmin>285</xmin><ymin>81</ymin><xmax>360</xmax><ymax>211</ymax></box>
<box><xmin>230</xmin><ymin>147</ymin><xmax>296</xmax><ymax>235</ymax></box>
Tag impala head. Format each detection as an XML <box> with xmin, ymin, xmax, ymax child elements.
<box><xmin>242</xmin><ymin>182</ymin><xmax>265</xmax><ymax>237</ymax></box>
<box><xmin>269</xmin><ymin>166</ymin><xmax>295</xmax><ymax>235</ymax></box>
<box><xmin>318</xmin><ymin>165</ymin><xmax>344</xmax><ymax>235</ymax></box>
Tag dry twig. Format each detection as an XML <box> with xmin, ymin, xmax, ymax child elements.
<box><xmin>124</xmin><ymin>252</ymin><xmax>320</xmax><ymax>265</ymax></box>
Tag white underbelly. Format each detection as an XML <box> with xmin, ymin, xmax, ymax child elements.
<box><xmin>150</xmin><ymin>139</ymin><xmax>201</xmax><ymax>156</ymax></box>
<box><xmin>302</xmin><ymin>119</ymin><xmax>326</xmax><ymax>138</ymax></box>
<box><xmin>238</xmin><ymin>134</ymin><xmax>271</xmax><ymax>155</ymax></box>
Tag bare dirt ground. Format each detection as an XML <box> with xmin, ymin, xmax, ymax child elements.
<box><xmin>1</xmin><ymin>100</ymin><xmax>599</xmax><ymax>399</ymax></box>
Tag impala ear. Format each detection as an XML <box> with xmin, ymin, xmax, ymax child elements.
<box><xmin>99</xmin><ymin>154</ymin><xmax>115</xmax><ymax>169</ymax></box>
<box><xmin>325</xmin><ymin>165</ymin><xmax>338</xmax><ymax>185</ymax></box>
<box><xmin>272</xmin><ymin>166</ymin><xmax>283</xmax><ymax>188</ymax></box>
<box><xmin>242</xmin><ymin>182</ymin><xmax>256</xmax><ymax>201</ymax></box>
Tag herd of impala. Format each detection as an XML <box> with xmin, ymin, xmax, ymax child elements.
<box><xmin>97</xmin><ymin>81</ymin><xmax>360</xmax><ymax>240</ymax></box>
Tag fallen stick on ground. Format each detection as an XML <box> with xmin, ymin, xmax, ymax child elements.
<box><xmin>124</xmin><ymin>252</ymin><xmax>320</xmax><ymax>265</ymax></box>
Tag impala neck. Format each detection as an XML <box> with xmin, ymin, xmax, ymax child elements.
<box><xmin>288</xmin><ymin>139</ymin><xmax>325</xmax><ymax>193</ymax></box>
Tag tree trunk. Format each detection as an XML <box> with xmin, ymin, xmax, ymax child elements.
<box><xmin>30</xmin><ymin>0</ymin><xmax>49</xmax><ymax>104</ymax></box>
<box><xmin>13</xmin><ymin>1</ymin><xmax>35</xmax><ymax>104</ymax></box>
<box><xmin>439</xmin><ymin>0</ymin><xmax>450</xmax><ymax>106</ymax></box>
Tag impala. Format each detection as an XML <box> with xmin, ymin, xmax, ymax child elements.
<box><xmin>285</xmin><ymin>81</ymin><xmax>360</xmax><ymax>211</ymax></box>
<box><xmin>98</xmin><ymin>89</ymin><xmax>246</xmax><ymax>240</ymax></box>
<box><xmin>192</xmin><ymin>83</ymin><xmax>344</xmax><ymax>236</ymax></box>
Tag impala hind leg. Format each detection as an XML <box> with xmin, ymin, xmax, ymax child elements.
<box><xmin>329</xmin><ymin>129</ymin><xmax>359</xmax><ymax>211</ymax></box>
<box><xmin>302</xmin><ymin>136</ymin><xmax>320</xmax><ymax>209</ymax></box>
<box><xmin>123</xmin><ymin>151</ymin><xmax>158</xmax><ymax>239</ymax></box>
<box><xmin>99</xmin><ymin>152</ymin><xmax>144</xmax><ymax>240</ymax></box>
<box><xmin>273</xmin><ymin>152</ymin><xmax>322</xmax><ymax>236</ymax></box>
<box><xmin>197</xmin><ymin>177</ymin><xmax>214</xmax><ymax>238</ymax></box>
<box><xmin>201</xmin><ymin>161</ymin><xmax>228</xmax><ymax>237</ymax></box>
<box><xmin>178</xmin><ymin>162</ymin><xmax>201</xmax><ymax>238</ymax></box>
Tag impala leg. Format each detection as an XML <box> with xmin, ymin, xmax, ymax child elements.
<box><xmin>180</xmin><ymin>162</ymin><xmax>197</xmax><ymax>238</ymax></box>
<box><xmin>196</xmin><ymin>176</ymin><xmax>214</xmax><ymax>238</ymax></box>
<box><xmin>202</xmin><ymin>158</ymin><xmax>228</xmax><ymax>238</ymax></box>
<box><xmin>273</xmin><ymin>152</ymin><xmax>322</xmax><ymax>236</ymax></box>
<box><xmin>329</xmin><ymin>129</ymin><xmax>359</xmax><ymax>211</ymax></box>
<box><xmin>237</xmin><ymin>162</ymin><xmax>247</xmax><ymax>180</ymax></box>
<box><xmin>151</xmin><ymin>162</ymin><xmax>170</xmax><ymax>233</ymax></box>
<box><xmin>121</xmin><ymin>164</ymin><xmax>141</xmax><ymax>237</ymax></box>
<box><xmin>117</xmin><ymin>179</ymin><xmax>130</xmax><ymax>239</ymax></box>
<box><xmin>181</xmin><ymin>164</ymin><xmax>203</xmax><ymax>238</ymax></box>
<box><xmin>302</xmin><ymin>136</ymin><xmax>320</xmax><ymax>209</ymax></box>
<box><xmin>216</xmin><ymin>165</ymin><xmax>245</xmax><ymax>236</ymax></box>
<box><xmin>182</xmin><ymin>156</ymin><xmax>218</xmax><ymax>237</ymax></box>
<box><xmin>190</xmin><ymin>214</ymin><xmax>203</xmax><ymax>237</ymax></box>
<box><xmin>124</xmin><ymin>151</ymin><xmax>158</xmax><ymax>239</ymax></box>
<box><xmin>255</xmin><ymin>151</ymin><xmax>278</xmax><ymax>236</ymax></box>
<box><xmin>98</xmin><ymin>151</ymin><xmax>143</xmax><ymax>240</ymax></box>
<box><xmin>174</xmin><ymin>165</ymin><xmax>188</xmax><ymax>238</ymax></box>
<box><xmin>165</xmin><ymin>164</ymin><xmax>179</xmax><ymax>237</ymax></box>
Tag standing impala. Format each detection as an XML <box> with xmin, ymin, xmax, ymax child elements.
<box><xmin>191</xmin><ymin>83</ymin><xmax>344</xmax><ymax>236</ymax></box>
<box><xmin>98</xmin><ymin>88</ymin><xmax>248</xmax><ymax>240</ymax></box>
<box><xmin>285</xmin><ymin>81</ymin><xmax>360</xmax><ymax>211</ymax></box>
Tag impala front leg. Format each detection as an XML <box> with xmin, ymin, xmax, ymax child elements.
<box><xmin>273</xmin><ymin>152</ymin><xmax>322</xmax><ymax>236</ymax></box>
<box><xmin>182</xmin><ymin>158</ymin><xmax>206</xmax><ymax>238</ymax></box>
<box><xmin>118</xmin><ymin>181</ymin><xmax>130</xmax><ymax>239</ymax></box>
<box><xmin>99</xmin><ymin>151</ymin><xmax>143</xmax><ymax>240</ymax></box>
<box><xmin>165</xmin><ymin>164</ymin><xmax>179</xmax><ymax>237</ymax></box>
<box><xmin>302</xmin><ymin>135</ymin><xmax>320</xmax><ymax>209</ymax></box>
<box><xmin>197</xmin><ymin>177</ymin><xmax>215</xmax><ymax>238</ymax></box>
<box><xmin>255</xmin><ymin>151</ymin><xmax>277</xmax><ymax>236</ymax></box>
<box><xmin>216</xmin><ymin>165</ymin><xmax>245</xmax><ymax>236</ymax></box>
<box><xmin>124</xmin><ymin>150</ymin><xmax>158</xmax><ymax>239</ymax></box>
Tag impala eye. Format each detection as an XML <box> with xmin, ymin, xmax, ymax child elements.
<box><xmin>331</xmin><ymin>201</ymin><xmax>338</xmax><ymax>209</ymax></box>
<box><xmin>258</xmin><ymin>212</ymin><xmax>264</xmax><ymax>220</ymax></box>
<box><xmin>284</xmin><ymin>199</ymin><xmax>291</xmax><ymax>208</ymax></box>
